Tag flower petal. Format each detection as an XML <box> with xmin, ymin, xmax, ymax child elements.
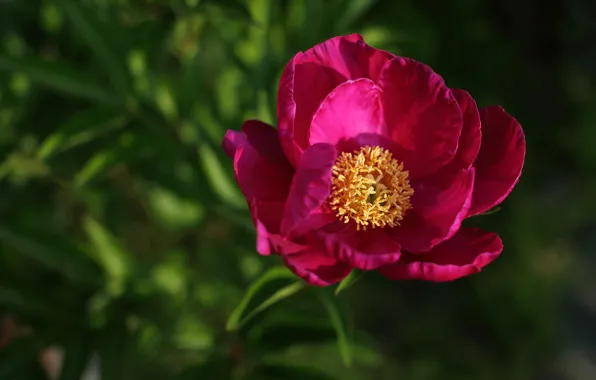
<box><xmin>378</xmin><ymin>228</ymin><xmax>503</xmax><ymax>281</ymax></box>
<box><xmin>469</xmin><ymin>106</ymin><xmax>525</xmax><ymax>216</ymax></box>
<box><xmin>280</xmin><ymin>143</ymin><xmax>337</xmax><ymax>239</ymax></box>
<box><xmin>283</xmin><ymin>248</ymin><xmax>352</xmax><ymax>286</ymax></box>
<box><xmin>378</xmin><ymin>57</ymin><xmax>462</xmax><ymax>179</ymax></box>
<box><xmin>223</xmin><ymin>121</ymin><xmax>295</xmax><ymax>256</ymax></box>
<box><xmin>251</xmin><ymin>199</ymin><xmax>304</xmax><ymax>256</ymax></box>
<box><xmin>450</xmin><ymin>89</ymin><xmax>481</xmax><ymax>170</ymax></box>
<box><xmin>309</xmin><ymin>225</ymin><xmax>402</xmax><ymax>270</ymax></box>
<box><xmin>309</xmin><ymin>79</ymin><xmax>385</xmax><ymax>145</ymax></box>
<box><xmin>229</xmin><ymin>121</ymin><xmax>294</xmax><ymax>202</ymax></box>
<box><xmin>277</xmin><ymin>35</ymin><xmax>394</xmax><ymax>166</ymax></box>
<box><xmin>300</xmin><ymin>34</ymin><xmax>394</xmax><ymax>81</ymax></box>
<box><xmin>389</xmin><ymin>168</ymin><xmax>475</xmax><ymax>253</ymax></box>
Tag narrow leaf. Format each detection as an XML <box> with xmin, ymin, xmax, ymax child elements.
<box><xmin>198</xmin><ymin>141</ymin><xmax>245</xmax><ymax>207</ymax></box>
<box><xmin>38</xmin><ymin>107</ymin><xmax>128</xmax><ymax>159</ymax></box>
<box><xmin>0</xmin><ymin>55</ymin><xmax>113</xmax><ymax>103</ymax></box>
<box><xmin>83</xmin><ymin>216</ymin><xmax>132</xmax><ymax>296</ymax></box>
<box><xmin>319</xmin><ymin>291</ymin><xmax>352</xmax><ymax>367</ymax></box>
<box><xmin>226</xmin><ymin>267</ymin><xmax>305</xmax><ymax>331</ymax></box>
<box><xmin>0</xmin><ymin>224</ymin><xmax>102</xmax><ymax>284</ymax></box>
<box><xmin>57</xmin><ymin>0</ymin><xmax>130</xmax><ymax>97</ymax></box>
<box><xmin>335</xmin><ymin>270</ymin><xmax>365</xmax><ymax>296</ymax></box>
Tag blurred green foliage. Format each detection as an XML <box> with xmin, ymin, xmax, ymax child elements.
<box><xmin>1</xmin><ymin>0</ymin><xmax>595</xmax><ymax>379</ymax></box>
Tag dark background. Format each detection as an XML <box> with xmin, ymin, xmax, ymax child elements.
<box><xmin>1</xmin><ymin>0</ymin><xmax>595</xmax><ymax>379</ymax></box>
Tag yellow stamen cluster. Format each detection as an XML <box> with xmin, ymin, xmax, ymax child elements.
<box><xmin>329</xmin><ymin>146</ymin><xmax>414</xmax><ymax>230</ymax></box>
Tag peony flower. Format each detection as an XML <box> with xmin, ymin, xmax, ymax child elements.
<box><xmin>223</xmin><ymin>34</ymin><xmax>525</xmax><ymax>286</ymax></box>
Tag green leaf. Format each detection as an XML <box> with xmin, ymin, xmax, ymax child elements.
<box><xmin>198</xmin><ymin>141</ymin><xmax>245</xmax><ymax>207</ymax></box>
<box><xmin>0</xmin><ymin>224</ymin><xmax>102</xmax><ymax>284</ymax></box>
<box><xmin>0</xmin><ymin>55</ymin><xmax>113</xmax><ymax>103</ymax></box>
<box><xmin>57</xmin><ymin>0</ymin><xmax>130</xmax><ymax>97</ymax></box>
<box><xmin>74</xmin><ymin>149</ymin><xmax>118</xmax><ymax>187</ymax></box>
<box><xmin>319</xmin><ymin>291</ymin><xmax>352</xmax><ymax>367</ymax></box>
<box><xmin>83</xmin><ymin>216</ymin><xmax>132</xmax><ymax>296</ymax></box>
<box><xmin>334</xmin><ymin>270</ymin><xmax>365</xmax><ymax>296</ymax></box>
<box><xmin>226</xmin><ymin>267</ymin><xmax>305</xmax><ymax>331</ymax></box>
<box><xmin>38</xmin><ymin>107</ymin><xmax>128</xmax><ymax>159</ymax></box>
<box><xmin>246</xmin><ymin>364</ymin><xmax>338</xmax><ymax>380</ymax></box>
<box><xmin>202</xmin><ymin>0</ymin><xmax>254</xmax><ymax>24</ymax></box>
<box><xmin>0</xmin><ymin>338</ymin><xmax>43</xmax><ymax>379</ymax></box>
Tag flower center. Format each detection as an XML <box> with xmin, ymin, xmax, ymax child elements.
<box><xmin>329</xmin><ymin>146</ymin><xmax>414</xmax><ymax>230</ymax></box>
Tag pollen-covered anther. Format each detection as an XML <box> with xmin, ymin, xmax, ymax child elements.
<box><xmin>329</xmin><ymin>146</ymin><xmax>414</xmax><ymax>230</ymax></box>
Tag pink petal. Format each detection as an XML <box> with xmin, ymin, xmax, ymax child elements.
<box><xmin>388</xmin><ymin>168</ymin><xmax>475</xmax><ymax>253</ymax></box>
<box><xmin>283</xmin><ymin>248</ymin><xmax>352</xmax><ymax>286</ymax></box>
<box><xmin>378</xmin><ymin>57</ymin><xmax>462</xmax><ymax>179</ymax></box>
<box><xmin>450</xmin><ymin>89</ymin><xmax>481</xmax><ymax>170</ymax></box>
<box><xmin>300</xmin><ymin>34</ymin><xmax>394</xmax><ymax>81</ymax></box>
<box><xmin>309</xmin><ymin>79</ymin><xmax>385</xmax><ymax>145</ymax></box>
<box><xmin>309</xmin><ymin>224</ymin><xmax>401</xmax><ymax>270</ymax></box>
<box><xmin>231</xmin><ymin>121</ymin><xmax>294</xmax><ymax>202</ymax></box>
<box><xmin>223</xmin><ymin>121</ymin><xmax>294</xmax><ymax>255</ymax></box>
<box><xmin>468</xmin><ymin>106</ymin><xmax>525</xmax><ymax>216</ymax></box>
<box><xmin>378</xmin><ymin>228</ymin><xmax>503</xmax><ymax>281</ymax></box>
<box><xmin>222</xmin><ymin>130</ymin><xmax>246</xmax><ymax>158</ymax></box>
<box><xmin>277</xmin><ymin>34</ymin><xmax>394</xmax><ymax>166</ymax></box>
<box><xmin>280</xmin><ymin>143</ymin><xmax>337</xmax><ymax>239</ymax></box>
<box><xmin>251</xmin><ymin>200</ymin><xmax>304</xmax><ymax>256</ymax></box>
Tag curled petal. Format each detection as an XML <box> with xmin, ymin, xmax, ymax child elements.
<box><xmin>309</xmin><ymin>79</ymin><xmax>385</xmax><ymax>145</ymax></box>
<box><xmin>222</xmin><ymin>121</ymin><xmax>294</xmax><ymax>255</ymax></box>
<box><xmin>229</xmin><ymin>121</ymin><xmax>294</xmax><ymax>202</ymax></box>
<box><xmin>469</xmin><ymin>106</ymin><xmax>526</xmax><ymax>216</ymax></box>
<box><xmin>283</xmin><ymin>249</ymin><xmax>352</xmax><ymax>286</ymax></box>
<box><xmin>389</xmin><ymin>168</ymin><xmax>475</xmax><ymax>253</ymax></box>
<box><xmin>309</xmin><ymin>224</ymin><xmax>401</xmax><ymax>270</ymax></box>
<box><xmin>379</xmin><ymin>57</ymin><xmax>462</xmax><ymax>179</ymax></box>
<box><xmin>450</xmin><ymin>89</ymin><xmax>482</xmax><ymax>170</ymax></box>
<box><xmin>277</xmin><ymin>34</ymin><xmax>394</xmax><ymax>166</ymax></box>
<box><xmin>281</xmin><ymin>143</ymin><xmax>337</xmax><ymax>239</ymax></box>
<box><xmin>299</xmin><ymin>34</ymin><xmax>394</xmax><ymax>81</ymax></box>
<box><xmin>222</xmin><ymin>130</ymin><xmax>246</xmax><ymax>158</ymax></box>
<box><xmin>378</xmin><ymin>228</ymin><xmax>503</xmax><ymax>281</ymax></box>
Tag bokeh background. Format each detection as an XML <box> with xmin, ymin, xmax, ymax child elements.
<box><xmin>1</xmin><ymin>0</ymin><xmax>595</xmax><ymax>379</ymax></box>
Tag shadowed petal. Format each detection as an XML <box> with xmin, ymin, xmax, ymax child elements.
<box><xmin>389</xmin><ymin>168</ymin><xmax>475</xmax><ymax>253</ymax></box>
<box><xmin>468</xmin><ymin>106</ymin><xmax>525</xmax><ymax>216</ymax></box>
<box><xmin>379</xmin><ymin>57</ymin><xmax>462</xmax><ymax>179</ymax></box>
<box><xmin>284</xmin><ymin>249</ymin><xmax>352</xmax><ymax>286</ymax></box>
<box><xmin>222</xmin><ymin>121</ymin><xmax>294</xmax><ymax>255</ymax></box>
<box><xmin>450</xmin><ymin>89</ymin><xmax>481</xmax><ymax>170</ymax></box>
<box><xmin>280</xmin><ymin>143</ymin><xmax>337</xmax><ymax>239</ymax></box>
<box><xmin>309</xmin><ymin>224</ymin><xmax>401</xmax><ymax>270</ymax></box>
<box><xmin>230</xmin><ymin>121</ymin><xmax>294</xmax><ymax>202</ymax></box>
<box><xmin>378</xmin><ymin>228</ymin><xmax>502</xmax><ymax>281</ymax></box>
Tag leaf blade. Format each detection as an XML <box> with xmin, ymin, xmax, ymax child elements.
<box><xmin>319</xmin><ymin>291</ymin><xmax>352</xmax><ymax>367</ymax></box>
<box><xmin>226</xmin><ymin>267</ymin><xmax>305</xmax><ymax>331</ymax></box>
<box><xmin>0</xmin><ymin>55</ymin><xmax>113</xmax><ymax>103</ymax></box>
